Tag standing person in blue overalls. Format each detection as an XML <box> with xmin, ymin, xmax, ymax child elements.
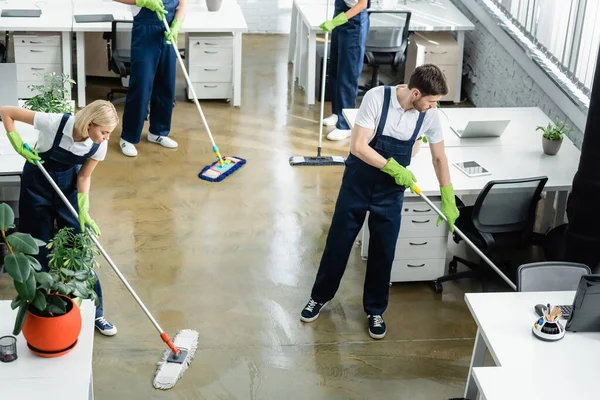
<box><xmin>320</xmin><ymin>0</ymin><xmax>370</xmax><ymax>141</ymax></box>
<box><xmin>300</xmin><ymin>65</ymin><xmax>460</xmax><ymax>339</ymax></box>
<box><xmin>114</xmin><ymin>0</ymin><xmax>187</xmax><ymax>157</ymax></box>
<box><xmin>0</xmin><ymin>100</ymin><xmax>120</xmax><ymax>336</ymax></box>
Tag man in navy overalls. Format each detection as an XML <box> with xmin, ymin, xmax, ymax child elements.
<box><xmin>301</xmin><ymin>65</ymin><xmax>460</xmax><ymax>339</ymax></box>
<box><xmin>320</xmin><ymin>0</ymin><xmax>370</xmax><ymax>141</ymax></box>
<box><xmin>116</xmin><ymin>0</ymin><xmax>186</xmax><ymax>157</ymax></box>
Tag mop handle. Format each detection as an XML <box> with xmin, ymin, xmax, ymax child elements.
<box><xmin>24</xmin><ymin>145</ymin><xmax>181</xmax><ymax>355</ymax></box>
<box><xmin>317</xmin><ymin>0</ymin><xmax>332</xmax><ymax>155</ymax></box>
<box><xmin>412</xmin><ymin>184</ymin><xmax>517</xmax><ymax>291</ymax></box>
<box><xmin>162</xmin><ymin>17</ymin><xmax>225</xmax><ymax>167</ymax></box>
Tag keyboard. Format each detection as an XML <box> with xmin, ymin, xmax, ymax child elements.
<box><xmin>558</xmin><ymin>304</ymin><xmax>572</xmax><ymax>318</ymax></box>
<box><xmin>1</xmin><ymin>9</ymin><xmax>42</xmax><ymax>18</ymax></box>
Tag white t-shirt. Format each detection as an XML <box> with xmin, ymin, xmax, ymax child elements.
<box><xmin>354</xmin><ymin>86</ymin><xmax>445</xmax><ymax>144</ymax></box>
<box><xmin>344</xmin><ymin>0</ymin><xmax>359</xmax><ymax>6</ymax></box>
<box><xmin>33</xmin><ymin>113</ymin><xmax>108</xmax><ymax>162</ymax></box>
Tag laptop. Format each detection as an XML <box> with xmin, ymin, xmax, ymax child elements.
<box><xmin>0</xmin><ymin>64</ymin><xmax>19</xmax><ymax>121</ymax></box>
<box><xmin>74</xmin><ymin>14</ymin><xmax>115</xmax><ymax>23</ymax></box>
<box><xmin>1</xmin><ymin>9</ymin><xmax>42</xmax><ymax>18</ymax></box>
<box><xmin>452</xmin><ymin>120</ymin><xmax>510</xmax><ymax>138</ymax></box>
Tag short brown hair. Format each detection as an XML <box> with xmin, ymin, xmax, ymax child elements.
<box><xmin>408</xmin><ymin>64</ymin><xmax>449</xmax><ymax>96</ymax></box>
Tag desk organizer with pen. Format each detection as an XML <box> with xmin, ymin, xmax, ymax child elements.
<box><xmin>532</xmin><ymin>305</ymin><xmax>565</xmax><ymax>341</ymax></box>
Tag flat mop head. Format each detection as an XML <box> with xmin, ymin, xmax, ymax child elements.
<box><xmin>153</xmin><ymin>329</ymin><xmax>199</xmax><ymax>390</ymax></box>
<box><xmin>289</xmin><ymin>155</ymin><xmax>346</xmax><ymax>166</ymax></box>
<box><xmin>199</xmin><ymin>156</ymin><xmax>246</xmax><ymax>182</ymax></box>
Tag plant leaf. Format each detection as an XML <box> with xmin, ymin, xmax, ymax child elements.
<box><xmin>5</xmin><ymin>253</ymin><xmax>31</xmax><ymax>283</ymax></box>
<box><xmin>74</xmin><ymin>270</ymin><xmax>89</xmax><ymax>281</ymax></box>
<box><xmin>33</xmin><ymin>238</ymin><xmax>46</xmax><ymax>247</ymax></box>
<box><xmin>60</xmin><ymin>267</ymin><xmax>75</xmax><ymax>277</ymax></box>
<box><xmin>26</xmin><ymin>255</ymin><xmax>43</xmax><ymax>271</ymax></box>
<box><xmin>13</xmin><ymin>302</ymin><xmax>28</xmax><ymax>335</ymax></box>
<box><xmin>73</xmin><ymin>297</ymin><xmax>82</xmax><ymax>308</ymax></box>
<box><xmin>46</xmin><ymin>295</ymin><xmax>67</xmax><ymax>315</ymax></box>
<box><xmin>35</xmin><ymin>272</ymin><xmax>54</xmax><ymax>291</ymax></box>
<box><xmin>56</xmin><ymin>282</ymin><xmax>72</xmax><ymax>295</ymax></box>
<box><xmin>11</xmin><ymin>295</ymin><xmax>23</xmax><ymax>310</ymax></box>
<box><xmin>14</xmin><ymin>272</ymin><xmax>36</xmax><ymax>301</ymax></box>
<box><xmin>7</xmin><ymin>232</ymin><xmax>40</xmax><ymax>255</ymax></box>
<box><xmin>74</xmin><ymin>281</ymin><xmax>89</xmax><ymax>298</ymax></box>
<box><xmin>32</xmin><ymin>290</ymin><xmax>47</xmax><ymax>312</ymax></box>
<box><xmin>0</xmin><ymin>203</ymin><xmax>15</xmax><ymax>231</ymax></box>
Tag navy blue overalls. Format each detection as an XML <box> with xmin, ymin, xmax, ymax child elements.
<box><xmin>19</xmin><ymin>114</ymin><xmax>104</xmax><ymax>319</ymax></box>
<box><xmin>329</xmin><ymin>0</ymin><xmax>370</xmax><ymax>130</ymax></box>
<box><xmin>121</xmin><ymin>0</ymin><xmax>179</xmax><ymax>144</ymax></box>
<box><xmin>311</xmin><ymin>87</ymin><xmax>425</xmax><ymax>315</ymax></box>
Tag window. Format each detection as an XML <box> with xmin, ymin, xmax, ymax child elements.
<box><xmin>490</xmin><ymin>0</ymin><xmax>600</xmax><ymax>97</ymax></box>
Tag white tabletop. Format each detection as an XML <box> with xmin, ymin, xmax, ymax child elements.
<box><xmin>465</xmin><ymin>291</ymin><xmax>600</xmax><ymax>367</ymax></box>
<box><xmin>473</xmin><ymin>366</ymin><xmax>598</xmax><ymax>400</ymax></box>
<box><xmin>342</xmin><ymin>106</ymin><xmax>577</xmax><ymax>150</ymax></box>
<box><xmin>0</xmin><ymin>122</ymin><xmax>39</xmax><ymax>176</ymax></box>
<box><xmin>0</xmin><ymin>299</ymin><xmax>95</xmax><ymax>399</ymax></box>
<box><xmin>295</xmin><ymin>0</ymin><xmax>474</xmax><ymax>31</ymax></box>
<box><xmin>0</xmin><ymin>0</ymin><xmax>73</xmax><ymax>31</ymax></box>
<box><xmin>72</xmin><ymin>0</ymin><xmax>248</xmax><ymax>32</ymax></box>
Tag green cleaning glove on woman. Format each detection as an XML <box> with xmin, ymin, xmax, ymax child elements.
<box><xmin>136</xmin><ymin>0</ymin><xmax>167</xmax><ymax>20</ymax></box>
<box><xmin>7</xmin><ymin>130</ymin><xmax>41</xmax><ymax>164</ymax></box>
<box><xmin>381</xmin><ymin>158</ymin><xmax>417</xmax><ymax>193</ymax></box>
<box><xmin>165</xmin><ymin>18</ymin><xmax>183</xmax><ymax>44</ymax></box>
<box><xmin>438</xmin><ymin>184</ymin><xmax>460</xmax><ymax>232</ymax></box>
<box><xmin>320</xmin><ymin>12</ymin><xmax>348</xmax><ymax>33</ymax></box>
<box><xmin>77</xmin><ymin>193</ymin><xmax>101</xmax><ymax>236</ymax></box>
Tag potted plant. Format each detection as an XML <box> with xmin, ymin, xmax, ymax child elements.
<box><xmin>23</xmin><ymin>72</ymin><xmax>75</xmax><ymax>114</ymax></box>
<box><xmin>1</xmin><ymin>204</ymin><xmax>100</xmax><ymax>357</ymax></box>
<box><xmin>536</xmin><ymin>119</ymin><xmax>571</xmax><ymax>156</ymax></box>
<box><xmin>206</xmin><ymin>0</ymin><xmax>223</xmax><ymax>11</ymax></box>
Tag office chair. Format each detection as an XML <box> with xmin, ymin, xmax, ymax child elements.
<box><xmin>516</xmin><ymin>261</ymin><xmax>591</xmax><ymax>292</ymax></box>
<box><xmin>104</xmin><ymin>20</ymin><xmax>133</xmax><ymax>103</ymax></box>
<box><xmin>433</xmin><ymin>176</ymin><xmax>549</xmax><ymax>293</ymax></box>
<box><xmin>358</xmin><ymin>10</ymin><xmax>411</xmax><ymax>96</ymax></box>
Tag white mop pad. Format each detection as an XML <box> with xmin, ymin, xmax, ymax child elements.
<box><xmin>153</xmin><ymin>329</ymin><xmax>199</xmax><ymax>390</ymax></box>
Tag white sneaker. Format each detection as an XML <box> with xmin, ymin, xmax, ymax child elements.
<box><xmin>322</xmin><ymin>114</ymin><xmax>338</xmax><ymax>126</ymax></box>
<box><xmin>120</xmin><ymin>139</ymin><xmax>138</xmax><ymax>157</ymax></box>
<box><xmin>148</xmin><ymin>132</ymin><xmax>178</xmax><ymax>149</ymax></box>
<box><xmin>327</xmin><ymin>129</ymin><xmax>351</xmax><ymax>141</ymax></box>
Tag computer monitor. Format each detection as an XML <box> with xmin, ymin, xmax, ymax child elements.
<box><xmin>452</xmin><ymin>120</ymin><xmax>510</xmax><ymax>138</ymax></box>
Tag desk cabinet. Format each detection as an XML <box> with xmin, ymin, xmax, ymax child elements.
<box><xmin>360</xmin><ymin>197</ymin><xmax>448</xmax><ymax>284</ymax></box>
<box><xmin>14</xmin><ymin>34</ymin><xmax>63</xmax><ymax>99</ymax></box>
<box><xmin>184</xmin><ymin>33</ymin><xmax>233</xmax><ymax>101</ymax></box>
<box><xmin>404</xmin><ymin>32</ymin><xmax>459</xmax><ymax>102</ymax></box>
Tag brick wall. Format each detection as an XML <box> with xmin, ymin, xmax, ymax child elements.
<box><xmin>451</xmin><ymin>0</ymin><xmax>586</xmax><ymax>148</ymax></box>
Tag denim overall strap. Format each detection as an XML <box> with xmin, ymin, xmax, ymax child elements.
<box><xmin>84</xmin><ymin>143</ymin><xmax>100</xmax><ymax>158</ymax></box>
<box><xmin>368</xmin><ymin>86</ymin><xmax>392</xmax><ymax>149</ymax></box>
<box><xmin>411</xmin><ymin>112</ymin><xmax>426</xmax><ymax>142</ymax></box>
<box><xmin>41</xmin><ymin>113</ymin><xmax>70</xmax><ymax>161</ymax></box>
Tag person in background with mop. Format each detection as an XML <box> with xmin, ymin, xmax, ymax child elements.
<box><xmin>114</xmin><ymin>0</ymin><xmax>187</xmax><ymax>157</ymax></box>
<box><xmin>0</xmin><ymin>101</ymin><xmax>120</xmax><ymax>336</ymax></box>
<box><xmin>320</xmin><ymin>0</ymin><xmax>370</xmax><ymax>141</ymax></box>
<box><xmin>300</xmin><ymin>65</ymin><xmax>460</xmax><ymax>339</ymax></box>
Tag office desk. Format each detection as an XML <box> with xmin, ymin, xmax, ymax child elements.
<box><xmin>288</xmin><ymin>0</ymin><xmax>474</xmax><ymax>105</ymax></box>
<box><xmin>463</xmin><ymin>291</ymin><xmax>599</xmax><ymax>400</ymax></box>
<box><xmin>0</xmin><ymin>300</ymin><xmax>96</xmax><ymax>399</ymax></box>
<box><xmin>343</xmin><ymin>106</ymin><xmax>575</xmax><ymax>150</ymax></box>
<box><xmin>0</xmin><ymin>0</ymin><xmax>73</xmax><ymax>96</ymax></box>
<box><xmin>0</xmin><ymin>122</ymin><xmax>38</xmax><ymax>175</ymax></box>
<box><xmin>72</xmin><ymin>0</ymin><xmax>248</xmax><ymax>107</ymax></box>
<box><xmin>472</xmin><ymin>366</ymin><xmax>598</xmax><ymax>400</ymax></box>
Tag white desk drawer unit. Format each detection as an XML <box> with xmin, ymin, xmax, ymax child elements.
<box><xmin>360</xmin><ymin>197</ymin><xmax>449</xmax><ymax>284</ymax></box>
<box><xmin>185</xmin><ymin>33</ymin><xmax>234</xmax><ymax>101</ymax></box>
<box><xmin>13</xmin><ymin>34</ymin><xmax>63</xmax><ymax>99</ymax></box>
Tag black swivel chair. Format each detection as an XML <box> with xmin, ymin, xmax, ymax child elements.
<box><xmin>103</xmin><ymin>20</ymin><xmax>133</xmax><ymax>103</ymax></box>
<box><xmin>433</xmin><ymin>176</ymin><xmax>549</xmax><ymax>293</ymax></box>
<box><xmin>358</xmin><ymin>10</ymin><xmax>411</xmax><ymax>96</ymax></box>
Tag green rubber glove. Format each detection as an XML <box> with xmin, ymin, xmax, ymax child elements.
<box><xmin>136</xmin><ymin>0</ymin><xmax>167</xmax><ymax>20</ymax></box>
<box><xmin>165</xmin><ymin>18</ymin><xmax>183</xmax><ymax>45</ymax></box>
<box><xmin>438</xmin><ymin>184</ymin><xmax>460</xmax><ymax>232</ymax></box>
<box><xmin>77</xmin><ymin>193</ymin><xmax>101</xmax><ymax>236</ymax></box>
<box><xmin>7</xmin><ymin>131</ymin><xmax>41</xmax><ymax>164</ymax></box>
<box><xmin>320</xmin><ymin>12</ymin><xmax>348</xmax><ymax>33</ymax></box>
<box><xmin>381</xmin><ymin>158</ymin><xmax>417</xmax><ymax>193</ymax></box>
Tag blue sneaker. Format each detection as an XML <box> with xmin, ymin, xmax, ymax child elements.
<box><xmin>95</xmin><ymin>317</ymin><xmax>117</xmax><ymax>336</ymax></box>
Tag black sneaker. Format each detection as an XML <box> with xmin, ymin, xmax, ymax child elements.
<box><xmin>300</xmin><ymin>298</ymin><xmax>328</xmax><ymax>322</ymax></box>
<box><xmin>368</xmin><ymin>315</ymin><xmax>386</xmax><ymax>339</ymax></box>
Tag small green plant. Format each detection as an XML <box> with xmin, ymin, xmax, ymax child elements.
<box><xmin>23</xmin><ymin>72</ymin><xmax>75</xmax><ymax>114</ymax></box>
<box><xmin>0</xmin><ymin>203</ymin><xmax>99</xmax><ymax>335</ymax></box>
<box><xmin>536</xmin><ymin>119</ymin><xmax>572</xmax><ymax>141</ymax></box>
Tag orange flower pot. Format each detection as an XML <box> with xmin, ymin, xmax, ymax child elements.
<box><xmin>22</xmin><ymin>296</ymin><xmax>82</xmax><ymax>357</ymax></box>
